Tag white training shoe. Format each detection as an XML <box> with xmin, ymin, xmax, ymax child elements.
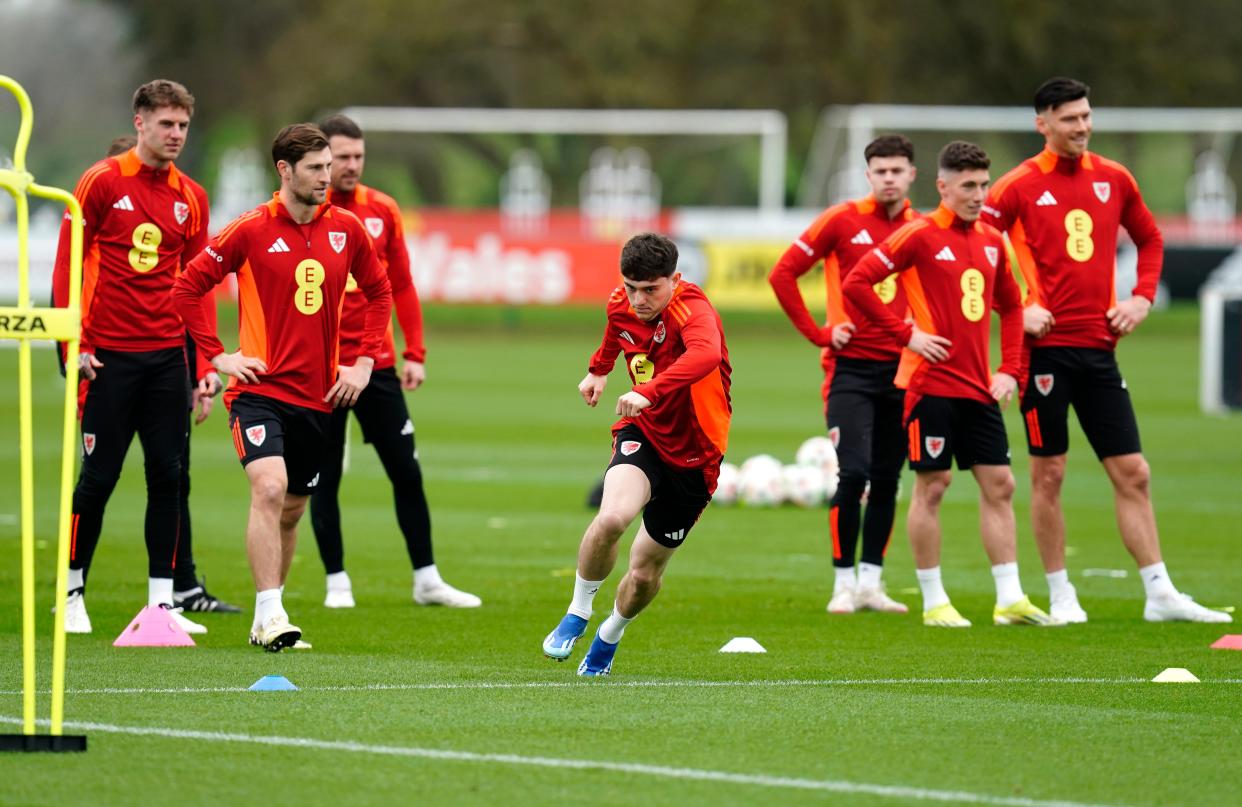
<box><xmin>62</xmin><ymin>590</ymin><xmax>92</xmax><ymax>634</ymax></box>
<box><xmin>324</xmin><ymin>587</ymin><xmax>356</xmax><ymax>609</ymax></box>
<box><xmin>827</xmin><ymin>584</ymin><xmax>856</xmax><ymax>614</ymax></box>
<box><xmin>1050</xmin><ymin>589</ymin><xmax>1089</xmax><ymax>624</ymax></box>
<box><xmin>166</xmin><ymin>606</ymin><xmax>208</xmax><ymax>634</ymax></box>
<box><xmin>854</xmin><ymin>584</ymin><xmax>909</xmax><ymax>614</ymax></box>
<box><xmin>1144</xmin><ymin>592</ymin><xmax>1232</xmax><ymax>623</ymax></box>
<box><xmin>250</xmin><ymin>615</ymin><xmax>302</xmax><ymax>652</ymax></box>
<box><xmin>414</xmin><ymin>580</ymin><xmax>482</xmax><ymax>608</ymax></box>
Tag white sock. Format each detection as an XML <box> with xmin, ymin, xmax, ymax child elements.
<box><xmin>916</xmin><ymin>566</ymin><xmax>949</xmax><ymax>611</ymax></box>
<box><xmin>834</xmin><ymin>566</ymin><xmax>856</xmax><ymax>589</ymax></box>
<box><xmin>67</xmin><ymin>568</ymin><xmax>84</xmax><ymax>592</ymax></box>
<box><xmin>1046</xmin><ymin>568</ymin><xmax>1074</xmax><ymax>600</ymax></box>
<box><xmin>598</xmin><ymin>603</ymin><xmax>632</xmax><ymax>644</ymax></box>
<box><xmin>992</xmin><ymin>562</ymin><xmax>1024</xmax><ymax>608</ymax></box>
<box><xmin>414</xmin><ymin>564</ymin><xmax>443</xmax><ymax>589</ymax></box>
<box><xmin>255</xmin><ymin>588</ymin><xmax>285</xmax><ymax>626</ymax></box>
<box><xmin>568</xmin><ymin>573</ymin><xmax>605</xmax><ymax>620</ymax></box>
<box><xmin>326</xmin><ymin>570</ymin><xmax>352</xmax><ymax>591</ymax></box>
<box><xmin>1139</xmin><ymin>562</ymin><xmax>1177</xmax><ymax>598</ymax></box>
<box><xmin>148</xmin><ymin>577</ymin><xmax>173</xmax><ymax>608</ymax></box>
<box><xmin>858</xmin><ymin>562</ymin><xmax>883</xmax><ymax>589</ymax></box>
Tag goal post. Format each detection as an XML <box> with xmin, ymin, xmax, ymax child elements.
<box><xmin>338</xmin><ymin>106</ymin><xmax>789</xmax><ymax>211</ymax></box>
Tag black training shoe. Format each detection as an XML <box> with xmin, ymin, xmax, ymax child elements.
<box><xmin>174</xmin><ymin>579</ymin><xmax>242</xmax><ymax>613</ymax></box>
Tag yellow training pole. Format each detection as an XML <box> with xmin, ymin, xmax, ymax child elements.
<box><xmin>30</xmin><ymin>182</ymin><xmax>81</xmax><ymax>735</ymax></box>
<box><xmin>0</xmin><ymin>75</ymin><xmax>83</xmax><ymax>745</ymax></box>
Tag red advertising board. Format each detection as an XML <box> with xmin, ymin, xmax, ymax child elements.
<box><xmin>405</xmin><ymin>210</ymin><xmax>670</xmax><ymax>304</ymax></box>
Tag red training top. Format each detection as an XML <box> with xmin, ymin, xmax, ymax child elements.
<box><xmin>326</xmin><ymin>184</ymin><xmax>425</xmax><ymax>368</ymax></box>
<box><xmin>769</xmin><ymin>195</ymin><xmax>917</xmax><ymax>360</ymax></box>
<box><xmin>52</xmin><ymin>147</ymin><xmax>210</xmax><ymax>357</ymax></box>
<box><xmin>588</xmin><ymin>282</ymin><xmax>732</xmax><ymax>481</ymax></box>
<box><xmin>983</xmin><ymin>147</ymin><xmax>1163</xmax><ymax>350</ymax></box>
<box><xmin>845</xmin><ymin>205</ymin><xmax>1024</xmax><ymax>417</ymax></box>
<box><xmin>173</xmin><ymin>194</ymin><xmax>392</xmax><ymax>413</ymax></box>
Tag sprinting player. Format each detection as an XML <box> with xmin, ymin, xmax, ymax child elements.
<box><xmin>98</xmin><ymin>133</ymin><xmax>238</xmax><ymax>615</ymax></box>
<box><xmin>845</xmin><ymin>141</ymin><xmax>1057</xmax><ymax>628</ymax></box>
<box><xmin>309</xmin><ymin>114</ymin><xmax>479</xmax><ymax>609</ymax></box>
<box><xmin>173</xmin><ymin>123</ymin><xmax>393</xmax><ymax>651</ymax></box>
<box><xmin>51</xmin><ymin>80</ymin><xmax>211</xmax><ymax>635</ymax></box>
<box><xmin>769</xmin><ymin>134</ymin><xmax>918</xmax><ymax>615</ymax></box>
<box><xmin>542</xmin><ymin>233</ymin><xmax>731</xmax><ymax>675</ymax></box>
<box><xmin>984</xmin><ymin>78</ymin><xmax>1229</xmax><ymax>624</ymax></box>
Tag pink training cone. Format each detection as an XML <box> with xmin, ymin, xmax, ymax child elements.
<box><xmin>113</xmin><ymin>605</ymin><xmax>196</xmax><ymax>647</ymax></box>
<box><xmin>1210</xmin><ymin>634</ymin><xmax>1242</xmax><ymax>651</ymax></box>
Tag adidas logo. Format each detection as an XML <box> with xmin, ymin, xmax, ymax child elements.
<box><xmin>1036</xmin><ymin>190</ymin><xmax>1058</xmax><ymax>206</ymax></box>
<box><xmin>619</xmin><ymin>330</ymin><xmax>635</xmax><ymax>345</ymax></box>
<box><xmin>934</xmin><ymin>246</ymin><xmax>956</xmax><ymax>262</ymax></box>
<box><xmin>112</xmin><ymin>195</ymin><xmax>134</xmax><ymax>211</ymax></box>
<box><xmin>849</xmin><ymin>229</ymin><xmax>873</xmax><ymax>245</ymax></box>
<box><xmin>267</xmin><ymin>237</ymin><xmax>291</xmax><ymax>253</ymax></box>
<box><xmin>793</xmin><ymin>238</ymin><xmax>814</xmax><ymax>257</ymax></box>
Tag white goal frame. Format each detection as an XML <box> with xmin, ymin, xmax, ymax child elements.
<box><xmin>339</xmin><ymin>106</ymin><xmax>788</xmax><ymax>212</ymax></box>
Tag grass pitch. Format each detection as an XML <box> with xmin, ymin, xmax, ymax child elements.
<box><xmin>1</xmin><ymin>303</ymin><xmax>1239</xmax><ymax>806</ymax></box>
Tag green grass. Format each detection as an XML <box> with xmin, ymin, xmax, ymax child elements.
<box><xmin>1</xmin><ymin>303</ymin><xmax>1239</xmax><ymax>806</ymax></box>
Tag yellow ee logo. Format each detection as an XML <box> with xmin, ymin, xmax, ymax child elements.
<box><xmin>959</xmin><ymin>268</ymin><xmax>986</xmax><ymax>322</ymax></box>
<box><xmin>629</xmin><ymin>352</ymin><xmax>654</xmax><ymax>384</ymax></box>
<box><xmin>128</xmin><ymin>223</ymin><xmax>162</xmax><ymax>273</ymax></box>
<box><xmin>294</xmin><ymin>259</ymin><xmax>326</xmax><ymax>315</ymax></box>
<box><xmin>1064</xmin><ymin>209</ymin><xmax>1094</xmax><ymax>262</ymax></box>
<box><xmin>873</xmin><ymin>273</ymin><xmax>898</xmax><ymax>304</ymax></box>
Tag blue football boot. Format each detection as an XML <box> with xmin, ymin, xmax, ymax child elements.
<box><xmin>576</xmin><ymin>631</ymin><xmax>618</xmax><ymax>677</ymax></box>
<box><xmin>542</xmin><ymin>613</ymin><xmax>589</xmax><ymax>660</ymax></box>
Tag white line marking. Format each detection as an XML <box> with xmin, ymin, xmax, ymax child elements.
<box><xmin>4</xmin><ymin>676</ymin><xmax>1241</xmax><ymax>697</ymax></box>
<box><xmin>0</xmin><ymin>715</ymin><xmax>1125</xmax><ymax>807</ymax></box>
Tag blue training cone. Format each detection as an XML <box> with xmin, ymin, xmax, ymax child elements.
<box><xmin>249</xmin><ymin>675</ymin><xmax>298</xmax><ymax>692</ymax></box>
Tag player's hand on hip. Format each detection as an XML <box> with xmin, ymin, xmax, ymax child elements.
<box><xmin>579</xmin><ymin>372</ymin><xmax>607</xmax><ymax>407</ymax></box>
<box><xmin>1107</xmin><ymin>296</ymin><xmax>1152</xmax><ymax>336</ymax></box>
<box><xmin>990</xmin><ymin>372</ymin><xmax>1017</xmax><ymax>409</ymax></box>
<box><xmin>906</xmin><ymin>327</ymin><xmax>951</xmax><ymax>363</ymax></box>
<box><xmin>615</xmin><ymin>390</ymin><xmax>652</xmax><ymax>417</ymax></box>
<box><xmin>1023</xmin><ymin>304</ymin><xmax>1055</xmax><ymax>337</ymax></box>
<box><xmin>211</xmin><ymin>351</ymin><xmax>266</xmax><ymax>384</ymax></box>
<box><xmin>78</xmin><ymin>352</ymin><xmax>103</xmax><ymax>381</ymax></box>
<box><xmin>828</xmin><ymin>322</ymin><xmax>855</xmax><ymax>351</ymax></box>
<box><xmin>401</xmin><ymin>360</ymin><xmax>426</xmax><ymax>392</ymax></box>
<box><xmin>326</xmin><ymin>357</ymin><xmax>374</xmax><ymax>408</ymax></box>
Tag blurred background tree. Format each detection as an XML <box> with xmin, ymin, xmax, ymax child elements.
<box><xmin>2</xmin><ymin>0</ymin><xmax>1239</xmax><ymax>208</ymax></box>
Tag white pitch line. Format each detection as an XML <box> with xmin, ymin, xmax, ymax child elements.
<box><xmin>3</xmin><ymin>676</ymin><xmax>1241</xmax><ymax>697</ymax></box>
<box><xmin>0</xmin><ymin>715</ymin><xmax>1124</xmax><ymax>807</ymax></box>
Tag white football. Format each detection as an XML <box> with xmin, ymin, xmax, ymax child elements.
<box><xmin>782</xmin><ymin>464</ymin><xmax>825</xmax><ymax>508</ymax></box>
<box><xmin>739</xmin><ymin>456</ymin><xmax>784</xmax><ymax>507</ymax></box>
<box><xmin>796</xmin><ymin>435</ymin><xmax>839</xmax><ymax>476</ymax></box>
<box><xmin>712</xmin><ymin>462</ymin><xmax>739</xmax><ymax>506</ymax></box>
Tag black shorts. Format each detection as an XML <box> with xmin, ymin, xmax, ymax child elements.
<box><xmin>228</xmin><ymin>392</ymin><xmax>330</xmax><ymax>496</ymax></box>
<box><xmin>606</xmin><ymin>424</ymin><xmax>712</xmax><ymax>549</ymax></box>
<box><xmin>826</xmin><ymin>358</ymin><xmax>906</xmax><ymax>482</ymax></box>
<box><xmin>1021</xmin><ymin>347</ymin><xmax>1141</xmax><ymax>459</ymax></box>
<box><xmin>906</xmin><ymin>395</ymin><xmax>1010</xmax><ymax>471</ymax></box>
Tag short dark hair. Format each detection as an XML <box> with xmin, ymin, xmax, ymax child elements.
<box><xmin>319</xmin><ymin>113</ymin><xmax>364</xmax><ymax>140</ymax></box>
<box><xmin>106</xmin><ymin>135</ymin><xmax>137</xmax><ymax>158</ymax></box>
<box><xmin>133</xmin><ymin>79</ymin><xmax>194</xmax><ymax>116</ymax></box>
<box><xmin>1034</xmin><ymin>77</ymin><xmax>1090</xmax><ymax>113</ymax></box>
<box><xmin>865</xmin><ymin>134</ymin><xmax>914</xmax><ymax>163</ymax></box>
<box><xmin>620</xmin><ymin>233</ymin><xmax>679</xmax><ymax>281</ymax></box>
<box><xmin>938</xmin><ymin>141</ymin><xmax>990</xmax><ymax>173</ymax></box>
<box><xmin>272</xmin><ymin>123</ymin><xmax>329</xmax><ymax>168</ymax></box>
